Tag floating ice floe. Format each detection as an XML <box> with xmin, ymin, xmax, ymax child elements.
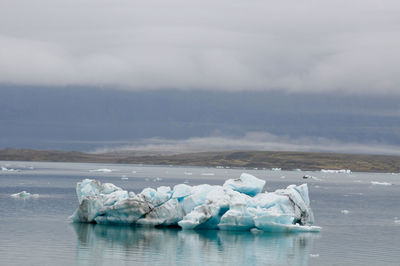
<box><xmin>11</xmin><ymin>191</ymin><xmax>39</xmax><ymax>199</ymax></box>
<box><xmin>271</xmin><ymin>168</ymin><xmax>281</xmax><ymax>171</ymax></box>
<box><xmin>201</xmin><ymin>173</ymin><xmax>215</xmax><ymax>176</ymax></box>
<box><xmin>321</xmin><ymin>169</ymin><xmax>351</xmax><ymax>174</ymax></box>
<box><xmin>341</xmin><ymin>210</ymin><xmax>350</xmax><ymax>214</ymax></box>
<box><xmin>1</xmin><ymin>166</ymin><xmax>19</xmax><ymax>172</ymax></box>
<box><xmin>89</xmin><ymin>168</ymin><xmax>114</xmax><ymax>173</ymax></box>
<box><xmin>302</xmin><ymin>175</ymin><xmax>321</xmax><ymax>181</ymax></box>
<box><xmin>371</xmin><ymin>181</ymin><xmax>392</xmax><ymax>186</ymax></box>
<box><xmin>70</xmin><ymin>173</ymin><xmax>320</xmax><ymax>232</ymax></box>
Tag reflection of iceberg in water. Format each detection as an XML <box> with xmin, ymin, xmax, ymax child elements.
<box><xmin>72</xmin><ymin>224</ymin><xmax>316</xmax><ymax>266</ymax></box>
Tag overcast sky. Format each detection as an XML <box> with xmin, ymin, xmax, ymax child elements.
<box><xmin>1</xmin><ymin>0</ymin><xmax>400</xmax><ymax>94</ymax></box>
<box><xmin>1</xmin><ymin>1</ymin><xmax>400</xmax><ymax>154</ymax></box>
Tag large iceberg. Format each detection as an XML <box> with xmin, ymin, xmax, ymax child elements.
<box><xmin>70</xmin><ymin>173</ymin><xmax>320</xmax><ymax>232</ymax></box>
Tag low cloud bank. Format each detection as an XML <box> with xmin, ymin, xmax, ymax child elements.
<box><xmin>91</xmin><ymin>132</ymin><xmax>400</xmax><ymax>156</ymax></box>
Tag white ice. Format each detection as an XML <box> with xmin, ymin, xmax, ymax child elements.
<box><xmin>321</xmin><ymin>169</ymin><xmax>351</xmax><ymax>174</ymax></box>
<box><xmin>1</xmin><ymin>166</ymin><xmax>19</xmax><ymax>172</ymax></box>
<box><xmin>89</xmin><ymin>168</ymin><xmax>114</xmax><ymax>173</ymax></box>
<box><xmin>11</xmin><ymin>191</ymin><xmax>39</xmax><ymax>199</ymax></box>
<box><xmin>70</xmin><ymin>173</ymin><xmax>320</xmax><ymax>232</ymax></box>
<box><xmin>371</xmin><ymin>181</ymin><xmax>392</xmax><ymax>186</ymax></box>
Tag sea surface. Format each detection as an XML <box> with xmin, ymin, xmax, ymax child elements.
<box><xmin>1</xmin><ymin>161</ymin><xmax>399</xmax><ymax>266</ymax></box>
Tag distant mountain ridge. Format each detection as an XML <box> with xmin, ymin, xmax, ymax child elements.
<box><xmin>1</xmin><ymin>148</ymin><xmax>400</xmax><ymax>173</ymax></box>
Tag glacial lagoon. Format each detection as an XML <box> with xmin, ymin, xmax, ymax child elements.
<box><xmin>1</xmin><ymin>161</ymin><xmax>400</xmax><ymax>265</ymax></box>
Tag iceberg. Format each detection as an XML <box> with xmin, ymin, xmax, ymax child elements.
<box><xmin>70</xmin><ymin>173</ymin><xmax>320</xmax><ymax>232</ymax></box>
<box><xmin>11</xmin><ymin>191</ymin><xmax>39</xmax><ymax>199</ymax></box>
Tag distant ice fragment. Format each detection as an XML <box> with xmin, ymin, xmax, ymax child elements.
<box><xmin>89</xmin><ymin>168</ymin><xmax>114</xmax><ymax>173</ymax></box>
<box><xmin>341</xmin><ymin>210</ymin><xmax>350</xmax><ymax>214</ymax></box>
<box><xmin>371</xmin><ymin>181</ymin><xmax>392</xmax><ymax>186</ymax></box>
<box><xmin>1</xmin><ymin>166</ymin><xmax>19</xmax><ymax>172</ymax></box>
<box><xmin>272</xmin><ymin>168</ymin><xmax>281</xmax><ymax>171</ymax></box>
<box><xmin>303</xmin><ymin>175</ymin><xmax>321</xmax><ymax>181</ymax></box>
<box><xmin>321</xmin><ymin>169</ymin><xmax>351</xmax><ymax>174</ymax></box>
<box><xmin>11</xmin><ymin>191</ymin><xmax>39</xmax><ymax>199</ymax></box>
<box><xmin>70</xmin><ymin>173</ymin><xmax>319</xmax><ymax>232</ymax></box>
<box><xmin>310</xmin><ymin>254</ymin><xmax>320</xmax><ymax>258</ymax></box>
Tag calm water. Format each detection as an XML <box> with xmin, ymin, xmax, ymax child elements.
<box><xmin>1</xmin><ymin>161</ymin><xmax>399</xmax><ymax>266</ymax></box>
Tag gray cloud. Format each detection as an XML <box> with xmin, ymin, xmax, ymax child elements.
<box><xmin>91</xmin><ymin>132</ymin><xmax>400</xmax><ymax>156</ymax></box>
<box><xmin>1</xmin><ymin>0</ymin><xmax>400</xmax><ymax>93</ymax></box>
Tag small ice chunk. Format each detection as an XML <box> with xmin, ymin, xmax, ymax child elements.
<box><xmin>272</xmin><ymin>168</ymin><xmax>281</xmax><ymax>171</ymax></box>
<box><xmin>223</xmin><ymin>173</ymin><xmax>266</xmax><ymax>196</ymax></box>
<box><xmin>341</xmin><ymin>210</ymin><xmax>350</xmax><ymax>214</ymax></box>
<box><xmin>250</xmin><ymin>228</ymin><xmax>264</xmax><ymax>234</ymax></box>
<box><xmin>371</xmin><ymin>181</ymin><xmax>392</xmax><ymax>186</ymax></box>
<box><xmin>1</xmin><ymin>166</ymin><xmax>19</xmax><ymax>172</ymax></box>
<box><xmin>310</xmin><ymin>254</ymin><xmax>320</xmax><ymax>258</ymax></box>
<box><xmin>11</xmin><ymin>191</ymin><xmax>39</xmax><ymax>199</ymax></box>
<box><xmin>201</xmin><ymin>173</ymin><xmax>215</xmax><ymax>176</ymax></box>
<box><xmin>303</xmin><ymin>175</ymin><xmax>321</xmax><ymax>181</ymax></box>
<box><xmin>321</xmin><ymin>169</ymin><xmax>351</xmax><ymax>174</ymax></box>
<box><xmin>89</xmin><ymin>168</ymin><xmax>113</xmax><ymax>173</ymax></box>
